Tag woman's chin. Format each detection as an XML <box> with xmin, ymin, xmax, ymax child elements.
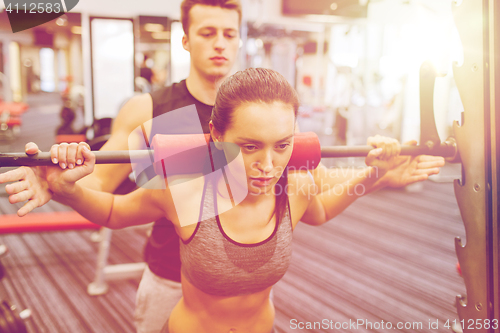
<box><xmin>247</xmin><ymin>182</ymin><xmax>276</xmax><ymax>196</ymax></box>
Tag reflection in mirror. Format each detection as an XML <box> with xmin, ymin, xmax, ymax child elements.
<box><xmin>137</xmin><ymin>15</ymin><xmax>171</xmax><ymax>92</ymax></box>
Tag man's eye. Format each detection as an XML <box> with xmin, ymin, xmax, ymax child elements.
<box><xmin>244</xmin><ymin>145</ymin><xmax>257</xmax><ymax>151</ymax></box>
<box><xmin>225</xmin><ymin>34</ymin><xmax>236</xmax><ymax>39</ymax></box>
<box><xmin>277</xmin><ymin>143</ymin><xmax>290</xmax><ymax>150</ymax></box>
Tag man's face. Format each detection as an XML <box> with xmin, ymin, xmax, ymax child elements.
<box><xmin>183</xmin><ymin>5</ymin><xmax>240</xmax><ymax>80</ymax></box>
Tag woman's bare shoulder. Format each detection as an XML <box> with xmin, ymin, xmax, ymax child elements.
<box><xmin>287</xmin><ymin>170</ymin><xmax>315</xmax><ymax>194</ymax></box>
<box><xmin>287</xmin><ymin>170</ymin><xmax>316</xmax><ymax>228</ymax></box>
<box><xmin>165</xmin><ymin>173</ymin><xmax>207</xmax><ymax>228</ymax></box>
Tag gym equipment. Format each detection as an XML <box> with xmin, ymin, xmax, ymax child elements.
<box><xmin>0</xmin><ymin>212</ymin><xmax>100</xmax><ymax>234</ymax></box>
<box><xmin>0</xmin><ymin>71</ymin><xmax>29</xmax><ymax>141</ymax></box>
<box><xmin>450</xmin><ymin>0</ymin><xmax>500</xmax><ymax>330</ymax></box>
<box><xmin>0</xmin><ymin>131</ymin><xmax>458</xmax><ymax>170</ymax></box>
<box><xmin>0</xmin><ymin>101</ymin><xmax>28</xmax><ymax>141</ymax></box>
<box><xmin>0</xmin><ymin>247</ymin><xmax>31</xmax><ymax>333</ymax></box>
<box><xmin>0</xmin><ymin>301</ymin><xmax>30</xmax><ymax>333</ymax></box>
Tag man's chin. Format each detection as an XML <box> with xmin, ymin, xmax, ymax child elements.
<box><xmin>202</xmin><ymin>66</ymin><xmax>232</xmax><ymax>80</ymax></box>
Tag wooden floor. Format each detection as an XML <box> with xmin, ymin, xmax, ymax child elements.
<box><xmin>273</xmin><ymin>181</ymin><xmax>465</xmax><ymax>333</ymax></box>
<box><xmin>0</xmin><ymin>93</ymin><xmax>466</xmax><ymax>332</ymax></box>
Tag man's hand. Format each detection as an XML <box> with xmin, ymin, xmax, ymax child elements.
<box><xmin>0</xmin><ymin>142</ymin><xmax>52</xmax><ymax>216</ymax></box>
<box><xmin>0</xmin><ymin>165</ymin><xmax>52</xmax><ymax>217</ymax></box>
<box><xmin>382</xmin><ymin>140</ymin><xmax>446</xmax><ymax>187</ymax></box>
<box><xmin>0</xmin><ymin>142</ymin><xmax>95</xmax><ymax>217</ymax></box>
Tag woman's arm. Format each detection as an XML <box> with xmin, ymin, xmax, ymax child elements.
<box><xmin>61</xmin><ymin>183</ymin><xmax>167</xmax><ymax>229</ymax></box>
<box><xmin>297</xmin><ymin>167</ymin><xmax>380</xmax><ymax>225</ymax></box>
<box><xmin>1</xmin><ymin>142</ymin><xmax>169</xmax><ymax>228</ymax></box>
<box><xmin>48</xmin><ymin>144</ymin><xmax>169</xmax><ymax>229</ymax></box>
<box><xmin>299</xmin><ymin>136</ymin><xmax>401</xmax><ymax>225</ymax></box>
<box><xmin>310</xmin><ymin>139</ymin><xmax>444</xmax><ymax>194</ymax></box>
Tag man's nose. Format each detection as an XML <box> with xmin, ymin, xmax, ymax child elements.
<box><xmin>213</xmin><ymin>32</ymin><xmax>227</xmax><ymax>50</ymax></box>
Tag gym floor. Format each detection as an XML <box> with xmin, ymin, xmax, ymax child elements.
<box><xmin>0</xmin><ymin>92</ymin><xmax>465</xmax><ymax>332</ymax></box>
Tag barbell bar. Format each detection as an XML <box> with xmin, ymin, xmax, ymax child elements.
<box><xmin>0</xmin><ymin>132</ymin><xmax>458</xmax><ymax>171</ymax></box>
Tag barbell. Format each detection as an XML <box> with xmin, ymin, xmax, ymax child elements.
<box><xmin>0</xmin><ymin>132</ymin><xmax>458</xmax><ymax>175</ymax></box>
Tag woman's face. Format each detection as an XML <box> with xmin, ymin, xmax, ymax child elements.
<box><xmin>213</xmin><ymin>101</ymin><xmax>296</xmax><ymax>196</ymax></box>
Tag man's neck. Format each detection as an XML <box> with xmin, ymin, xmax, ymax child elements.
<box><xmin>185</xmin><ymin>70</ymin><xmax>226</xmax><ymax>106</ymax></box>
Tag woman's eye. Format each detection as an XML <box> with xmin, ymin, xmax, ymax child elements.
<box><xmin>276</xmin><ymin>143</ymin><xmax>290</xmax><ymax>150</ymax></box>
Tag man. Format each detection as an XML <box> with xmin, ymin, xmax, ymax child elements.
<box><xmin>6</xmin><ymin>0</ymin><xmax>444</xmax><ymax>332</ymax></box>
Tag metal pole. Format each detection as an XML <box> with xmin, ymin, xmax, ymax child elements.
<box><xmin>0</xmin><ymin>139</ymin><xmax>458</xmax><ymax>168</ymax></box>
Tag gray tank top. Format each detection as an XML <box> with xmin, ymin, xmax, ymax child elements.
<box><xmin>180</xmin><ymin>175</ymin><xmax>293</xmax><ymax>297</ymax></box>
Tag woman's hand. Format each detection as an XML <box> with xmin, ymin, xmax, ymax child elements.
<box><xmin>46</xmin><ymin>142</ymin><xmax>95</xmax><ymax>195</ymax></box>
<box><xmin>365</xmin><ymin>135</ymin><xmax>401</xmax><ymax>177</ymax></box>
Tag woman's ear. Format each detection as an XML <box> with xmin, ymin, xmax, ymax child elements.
<box><xmin>209</xmin><ymin>121</ymin><xmax>223</xmax><ymax>150</ymax></box>
<box><xmin>209</xmin><ymin>121</ymin><xmax>216</xmax><ymax>140</ymax></box>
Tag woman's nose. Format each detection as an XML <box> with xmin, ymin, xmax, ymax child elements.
<box><xmin>258</xmin><ymin>152</ymin><xmax>273</xmax><ymax>173</ymax></box>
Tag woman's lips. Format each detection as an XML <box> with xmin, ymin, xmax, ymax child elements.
<box><xmin>250</xmin><ymin>177</ymin><xmax>274</xmax><ymax>187</ymax></box>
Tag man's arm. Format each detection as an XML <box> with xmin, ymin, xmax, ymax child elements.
<box><xmin>77</xmin><ymin>93</ymin><xmax>154</xmax><ymax>193</ymax></box>
<box><xmin>310</xmin><ymin>140</ymin><xmax>445</xmax><ymax>194</ymax></box>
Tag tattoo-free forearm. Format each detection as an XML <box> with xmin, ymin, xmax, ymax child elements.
<box><xmin>55</xmin><ymin>185</ymin><xmax>115</xmax><ymax>228</ymax></box>
<box><xmin>313</xmin><ymin>164</ymin><xmax>388</xmax><ymax>194</ymax></box>
<box><xmin>317</xmin><ymin>166</ymin><xmax>382</xmax><ymax>221</ymax></box>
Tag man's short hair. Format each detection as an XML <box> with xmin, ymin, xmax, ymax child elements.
<box><xmin>180</xmin><ymin>0</ymin><xmax>242</xmax><ymax>35</ymax></box>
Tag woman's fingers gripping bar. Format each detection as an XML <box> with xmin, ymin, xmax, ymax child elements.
<box><xmin>367</xmin><ymin>135</ymin><xmax>401</xmax><ymax>160</ymax></box>
<box><xmin>51</xmin><ymin>142</ymin><xmax>91</xmax><ymax>169</ymax></box>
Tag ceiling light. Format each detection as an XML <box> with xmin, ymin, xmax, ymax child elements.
<box><xmin>56</xmin><ymin>16</ymin><xmax>67</xmax><ymax>26</ymax></box>
<box><xmin>71</xmin><ymin>26</ymin><xmax>82</xmax><ymax>34</ymax></box>
<box><xmin>145</xmin><ymin>23</ymin><xmax>164</xmax><ymax>32</ymax></box>
<box><xmin>152</xmin><ymin>31</ymin><xmax>170</xmax><ymax>39</ymax></box>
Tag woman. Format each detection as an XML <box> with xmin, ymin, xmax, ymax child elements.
<box><xmin>4</xmin><ymin>68</ymin><xmax>409</xmax><ymax>333</ymax></box>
